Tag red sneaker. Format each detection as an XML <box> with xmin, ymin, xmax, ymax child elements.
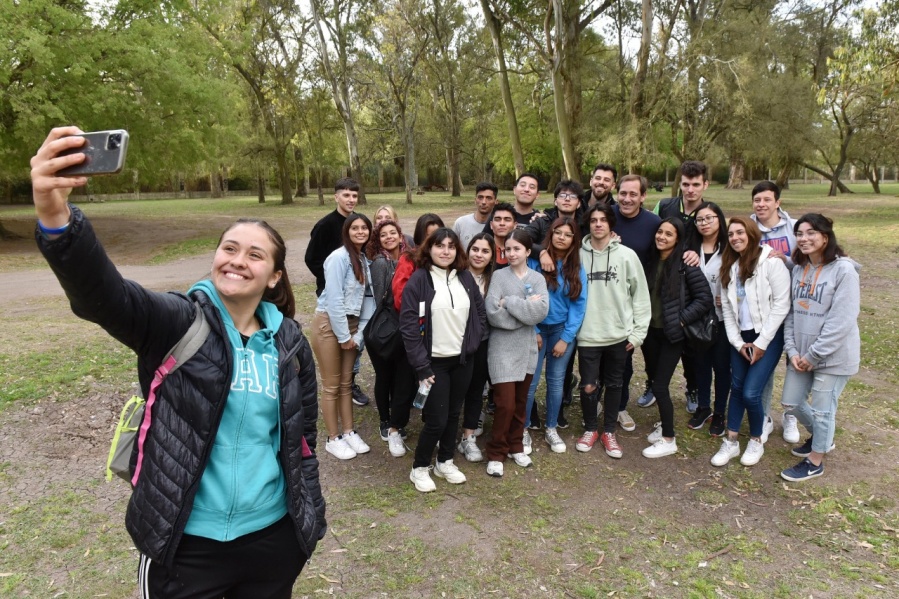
<box><xmin>600</xmin><ymin>432</ymin><xmax>623</xmax><ymax>459</ymax></box>
<box><xmin>575</xmin><ymin>430</ymin><xmax>598</xmax><ymax>452</ymax></box>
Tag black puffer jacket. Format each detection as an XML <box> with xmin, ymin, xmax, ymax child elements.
<box><xmin>37</xmin><ymin>206</ymin><xmax>326</xmax><ymax>567</ymax></box>
<box><xmin>656</xmin><ymin>264</ymin><xmax>713</xmax><ymax>343</ymax></box>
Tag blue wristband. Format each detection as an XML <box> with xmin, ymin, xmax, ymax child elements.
<box><xmin>38</xmin><ymin>219</ymin><xmax>71</xmax><ymax>235</ymax></box>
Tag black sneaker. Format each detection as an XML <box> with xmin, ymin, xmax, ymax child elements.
<box><xmin>398</xmin><ymin>427</ymin><xmax>409</xmax><ymax>440</ymax></box>
<box><xmin>352</xmin><ymin>383</ymin><xmax>370</xmax><ymax>406</ymax></box>
<box><xmin>528</xmin><ymin>403</ymin><xmax>542</xmax><ymax>430</ymax></box>
<box><xmin>709</xmin><ymin>413</ymin><xmax>726</xmax><ymax>437</ymax></box>
<box><xmin>557</xmin><ymin>409</ymin><xmax>569</xmax><ymax>429</ymax></box>
<box><xmin>379</xmin><ymin>421</ymin><xmax>390</xmax><ymax>441</ymax></box>
<box><xmin>791</xmin><ymin>437</ymin><xmax>835</xmax><ymax>457</ymax></box>
<box><xmin>687</xmin><ymin>407</ymin><xmax>713</xmax><ymax>430</ymax></box>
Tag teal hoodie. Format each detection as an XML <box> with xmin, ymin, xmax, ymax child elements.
<box><xmin>183</xmin><ymin>280</ymin><xmax>287</xmax><ymax>541</ymax></box>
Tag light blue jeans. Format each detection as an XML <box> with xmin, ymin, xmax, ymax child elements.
<box><xmin>526</xmin><ymin>323</ymin><xmax>575</xmax><ymax>429</ymax></box>
<box><xmin>781</xmin><ymin>366</ymin><xmax>848</xmax><ymax>454</ymax></box>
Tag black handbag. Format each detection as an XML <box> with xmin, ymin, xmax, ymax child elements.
<box><xmin>679</xmin><ymin>271</ymin><xmax>718</xmax><ymax>351</ymax></box>
<box><xmin>363</xmin><ymin>262</ymin><xmax>401</xmax><ymax>358</ymax></box>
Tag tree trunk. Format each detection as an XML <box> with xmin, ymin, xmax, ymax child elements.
<box><xmin>405</xmin><ymin>123</ymin><xmax>416</xmax><ymax>205</ymax></box>
<box><xmin>725</xmin><ymin>155</ymin><xmax>745</xmax><ymax>189</ymax></box>
<box><xmin>317</xmin><ymin>165</ymin><xmax>325</xmax><ymax>205</ymax></box>
<box><xmin>479</xmin><ymin>0</ymin><xmax>524</xmax><ymax>177</ymax></box>
<box><xmin>275</xmin><ymin>148</ymin><xmax>293</xmax><ymax>204</ymax></box>
<box><xmin>801</xmin><ymin>162</ymin><xmax>854</xmax><ymax>194</ymax></box>
<box><xmin>294</xmin><ymin>146</ymin><xmax>307</xmax><ymax>197</ymax></box>
<box><xmin>775</xmin><ymin>162</ymin><xmax>792</xmax><ymax>189</ymax></box>
<box><xmin>629</xmin><ymin>0</ymin><xmax>653</xmax><ymax>120</ymax></box>
<box><xmin>210</xmin><ymin>168</ymin><xmax>224</xmax><ymax>198</ymax></box>
<box><xmin>864</xmin><ymin>164</ymin><xmax>881</xmax><ymax>194</ymax></box>
<box><xmin>257</xmin><ymin>171</ymin><xmax>266</xmax><ymax>204</ymax></box>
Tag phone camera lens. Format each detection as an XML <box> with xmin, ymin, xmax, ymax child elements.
<box><xmin>107</xmin><ymin>134</ymin><xmax>122</xmax><ymax>150</ymax></box>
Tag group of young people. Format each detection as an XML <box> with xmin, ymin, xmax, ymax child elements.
<box><xmin>30</xmin><ymin>126</ymin><xmax>861</xmax><ymax>593</ymax></box>
<box><xmin>305</xmin><ymin>160</ymin><xmax>860</xmax><ymax>492</ymax></box>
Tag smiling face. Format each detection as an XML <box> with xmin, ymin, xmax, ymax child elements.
<box><xmin>467</xmin><ymin>239</ymin><xmax>493</xmax><ymax>272</ymax></box>
<box><xmin>616</xmin><ymin>179</ymin><xmax>644</xmax><ymax>218</ymax></box>
<box><xmin>752</xmin><ymin>190</ymin><xmax>780</xmax><ymax>226</ymax></box>
<box><xmin>212</xmin><ymin>223</ymin><xmax>282</xmax><ymax>306</ymax></box>
<box><xmin>348</xmin><ymin>219</ymin><xmax>370</xmax><ymax>250</ymax></box>
<box><xmin>551</xmin><ymin>224</ymin><xmax>575</xmax><ymax>252</ymax></box>
<box><xmin>590</xmin><ymin>169</ymin><xmax>615</xmax><ymax>200</ymax></box>
<box><xmin>379</xmin><ymin>224</ymin><xmax>400</xmax><ymax>253</ymax></box>
<box><xmin>375</xmin><ymin>208</ymin><xmax>393</xmax><ymax>226</ymax></box>
<box><xmin>335</xmin><ymin>189</ymin><xmax>358</xmax><ymax>216</ymax></box>
<box><xmin>655</xmin><ymin>222</ymin><xmax>679</xmax><ymax>257</ymax></box>
<box><xmin>504</xmin><ymin>236</ymin><xmax>529</xmax><ymax>266</ymax></box>
<box><xmin>694</xmin><ymin>207</ymin><xmax>720</xmax><ymax>241</ymax></box>
<box><xmin>727</xmin><ymin>222</ymin><xmax>750</xmax><ymax>254</ymax></box>
<box><xmin>430</xmin><ymin>237</ymin><xmax>457</xmax><ymax>269</ymax></box>
<box><xmin>513</xmin><ymin>176</ymin><xmax>539</xmax><ymax>208</ymax></box>
<box><xmin>795</xmin><ymin>222</ymin><xmax>827</xmax><ymax>262</ymax></box>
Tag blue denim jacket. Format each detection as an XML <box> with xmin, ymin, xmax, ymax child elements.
<box><xmin>315</xmin><ymin>247</ymin><xmax>375</xmax><ymax>345</ymax></box>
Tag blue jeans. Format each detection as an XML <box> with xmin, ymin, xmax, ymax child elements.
<box><xmin>781</xmin><ymin>366</ymin><xmax>848</xmax><ymax>454</ymax></box>
<box><xmin>526</xmin><ymin>323</ymin><xmax>575</xmax><ymax>429</ymax></box>
<box><xmin>727</xmin><ymin>327</ymin><xmax>785</xmax><ymax>438</ymax></box>
<box><xmin>695</xmin><ymin>326</ymin><xmax>731</xmax><ymax>413</ymax></box>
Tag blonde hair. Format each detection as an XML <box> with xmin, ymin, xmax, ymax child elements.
<box><xmin>375</xmin><ymin>205</ymin><xmax>398</xmax><ymax>223</ymax></box>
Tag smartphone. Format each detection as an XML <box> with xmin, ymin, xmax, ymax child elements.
<box><xmin>746</xmin><ymin>346</ymin><xmax>754</xmax><ymax>360</ymax></box>
<box><xmin>57</xmin><ymin>130</ymin><xmax>129</xmax><ymax>176</ymax></box>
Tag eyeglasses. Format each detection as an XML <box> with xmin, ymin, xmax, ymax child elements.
<box><xmin>694</xmin><ymin>216</ymin><xmax>717</xmax><ymax>225</ymax></box>
<box><xmin>556</xmin><ymin>193</ymin><xmax>579</xmax><ymax>200</ymax></box>
<box><xmin>552</xmin><ymin>230</ymin><xmax>575</xmax><ymax>239</ymax></box>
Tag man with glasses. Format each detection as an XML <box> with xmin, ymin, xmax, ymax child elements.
<box><xmin>524</xmin><ymin>180</ymin><xmax>585</xmax><ymax>248</ymax></box>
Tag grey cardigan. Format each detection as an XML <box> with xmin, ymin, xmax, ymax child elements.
<box><xmin>486</xmin><ymin>268</ymin><xmax>549</xmax><ymax>384</ymax></box>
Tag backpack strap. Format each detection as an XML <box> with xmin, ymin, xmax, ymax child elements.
<box><xmin>131</xmin><ymin>301</ymin><xmax>211</xmax><ymax>485</ymax></box>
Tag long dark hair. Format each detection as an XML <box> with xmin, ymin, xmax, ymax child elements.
<box><xmin>644</xmin><ymin>218</ymin><xmax>685</xmax><ymax>301</ymax></box>
<box><xmin>720</xmin><ymin>217</ymin><xmax>762</xmax><ymax>289</ymax></box>
<box><xmin>217</xmin><ymin>219</ymin><xmax>295</xmax><ymax>319</ymax></box>
<box><xmin>412</xmin><ymin>213</ymin><xmax>445</xmax><ymax>246</ymax></box>
<box><xmin>690</xmin><ymin>201</ymin><xmax>727</xmax><ymax>253</ymax></box>
<box><xmin>466</xmin><ymin>232</ymin><xmax>496</xmax><ymax>293</ymax></box>
<box><xmin>414</xmin><ymin>227</ymin><xmax>468</xmax><ymax>271</ymax></box>
<box><xmin>342</xmin><ymin>213</ymin><xmax>371</xmax><ymax>284</ymax></box>
<box><xmin>792</xmin><ymin>213</ymin><xmax>846</xmax><ymax>266</ymax></box>
<box><xmin>542</xmin><ymin>217</ymin><xmax>582</xmax><ymax>300</ymax></box>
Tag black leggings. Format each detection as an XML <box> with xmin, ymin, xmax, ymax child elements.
<box><xmin>413</xmin><ymin>356</ymin><xmax>474</xmax><ymax>468</ymax></box>
<box><xmin>462</xmin><ymin>340</ymin><xmax>489</xmax><ymax>430</ymax></box>
<box><xmin>368</xmin><ymin>345</ymin><xmax>416</xmax><ymax>426</ymax></box>
<box><xmin>139</xmin><ymin>515</ymin><xmax>306</xmax><ymax>599</ymax></box>
<box><xmin>642</xmin><ymin>327</ymin><xmax>684</xmax><ymax>438</ymax></box>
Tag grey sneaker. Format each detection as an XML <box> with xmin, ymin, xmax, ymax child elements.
<box><xmin>637</xmin><ymin>382</ymin><xmax>655</xmax><ymax>408</ymax></box>
<box><xmin>522</xmin><ymin>430</ymin><xmax>533</xmax><ymax>455</ymax></box>
<box><xmin>685</xmin><ymin>389</ymin><xmax>698</xmax><ymax>414</ymax></box>
<box><xmin>545</xmin><ymin>427</ymin><xmax>566</xmax><ymax>453</ymax></box>
<box><xmin>457</xmin><ymin>434</ymin><xmax>483</xmax><ymax>462</ymax></box>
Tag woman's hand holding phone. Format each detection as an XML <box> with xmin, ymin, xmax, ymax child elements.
<box><xmin>31</xmin><ymin>127</ymin><xmax>88</xmax><ymax>228</ymax></box>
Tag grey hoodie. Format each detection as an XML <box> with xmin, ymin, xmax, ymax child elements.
<box><xmin>752</xmin><ymin>207</ymin><xmax>797</xmax><ymax>268</ymax></box>
<box><xmin>784</xmin><ymin>257</ymin><xmax>860</xmax><ymax>375</ymax></box>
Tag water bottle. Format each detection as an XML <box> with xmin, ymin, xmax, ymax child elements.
<box><xmin>524</xmin><ymin>283</ymin><xmax>534</xmax><ymax>297</ymax></box>
<box><xmin>413</xmin><ymin>380</ymin><xmax>431</xmax><ymax>409</ymax></box>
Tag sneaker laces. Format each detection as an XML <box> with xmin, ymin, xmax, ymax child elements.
<box><xmin>603</xmin><ymin>433</ymin><xmax>621</xmax><ymax>451</ymax></box>
<box><xmin>580</xmin><ymin>431</ymin><xmax>597</xmax><ymax>444</ymax></box>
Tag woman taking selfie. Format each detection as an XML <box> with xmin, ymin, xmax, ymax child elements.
<box><xmin>711</xmin><ymin>217</ymin><xmax>790</xmax><ymax>468</ymax></box>
<box><xmin>31</xmin><ymin>127</ymin><xmax>325</xmax><ymax>598</ymax></box>
<box><xmin>485</xmin><ymin>230</ymin><xmax>549</xmax><ymax>476</ymax></box>
<box><xmin>311</xmin><ymin>213</ymin><xmax>376</xmax><ymax>461</ymax></box>
<box><xmin>457</xmin><ymin>232</ymin><xmax>496</xmax><ymax>462</ymax></box>
<box><xmin>400</xmin><ymin>228</ymin><xmax>486</xmax><ymax>492</ymax></box>
<box><xmin>642</xmin><ymin>218</ymin><xmax>713</xmax><ymax>458</ymax></box>
<box><xmin>780</xmin><ymin>214</ymin><xmax>859</xmax><ymax>481</ymax></box>
<box><xmin>688</xmin><ymin>202</ymin><xmax>731</xmax><ymax>436</ymax></box>
<box><xmin>366</xmin><ymin>219</ymin><xmax>415</xmax><ymax>457</ymax></box>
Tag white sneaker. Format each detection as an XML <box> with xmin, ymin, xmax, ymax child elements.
<box><xmin>647</xmin><ymin>422</ymin><xmax>663</xmax><ymax>444</ymax></box>
<box><xmin>642</xmin><ymin>437</ymin><xmax>677</xmax><ymax>458</ymax></box>
<box><xmin>710</xmin><ymin>439</ymin><xmax>740</xmax><ymax>467</ymax></box>
<box><xmin>474</xmin><ymin>411</ymin><xmax>485</xmax><ymax>437</ymax></box>
<box><xmin>782</xmin><ymin>413</ymin><xmax>800</xmax><ymax>444</ymax></box>
<box><xmin>410</xmin><ymin>466</ymin><xmax>436</xmax><ymax>492</ymax></box>
<box><xmin>434</xmin><ymin>459</ymin><xmax>467</xmax><ymax>484</ymax></box>
<box><xmin>759</xmin><ymin>416</ymin><xmax>774</xmax><ymax>444</ymax></box>
<box><xmin>486</xmin><ymin>460</ymin><xmax>504</xmax><ymax>477</ymax></box>
<box><xmin>740</xmin><ymin>438</ymin><xmax>765</xmax><ymax>466</ymax></box>
<box><xmin>522</xmin><ymin>430</ymin><xmax>533</xmax><ymax>455</ymax></box>
<box><xmin>545</xmin><ymin>427</ymin><xmax>566</xmax><ymax>453</ymax></box>
<box><xmin>457</xmin><ymin>434</ymin><xmax>483</xmax><ymax>462</ymax></box>
<box><xmin>343</xmin><ymin>430</ymin><xmax>370</xmax><ymax>454</ymax></box>
<box><xmin>508</xmin><ymin>452</ymin><xmax>532</xmax><ymax>468</ymax></box>
<box><xmin>617</xmin><ymin>410</ymin><xmax>636</xmax><ymax>432</ymax></box>
<box><xmin>326</xmin><ymin>436</ymin><xmax>357</xmax><ymax>460</ymax></box>
<box><xmin>387</xmin><ymin>431</ymin><xmax>406</xmax><ymax>457</ymax></box>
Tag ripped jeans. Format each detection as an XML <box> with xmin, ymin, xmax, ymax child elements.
<box><xmin>780</xmin><ymin>365</ymin><xmax>848</xmax><ymax>454</ymax></box>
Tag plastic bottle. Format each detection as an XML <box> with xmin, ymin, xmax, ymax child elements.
<box><xmin>413</xmin><ymin>380</ymin><xmax>431</xmax><ymax>409</ymax></box>
<box><xmin>524</xmin><ymin>283</ymin><xmax>534</xmax><ymax>297</ymax></box>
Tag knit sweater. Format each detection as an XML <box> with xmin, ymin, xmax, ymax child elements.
<box><xmin>485</xmin><ymin>268</ymin><xmax>549</xmax><ymax>383</ymax></box>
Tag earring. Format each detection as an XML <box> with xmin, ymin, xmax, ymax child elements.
<box><xmin>269</xmin><ymin>283</ymin><xmax>276</xmax><ymax>288</ymax></box>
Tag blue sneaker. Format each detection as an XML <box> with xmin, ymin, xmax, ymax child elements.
<box><xmin>637</xmin><ymin>382</ymin><xmax>655</xmax><ymax>408</ymax></box>
<box><xmin>781</xmin><ymin>458</ymin><xmax>824</xmax><ymax>482</ymax></box>
<box><xmin>685</xmin><ymin>389</ymin><xmax>698</xmax><ymax>414</ymax></box>
<box><xmin>791</xmin><ymin>436</ymin><xmax>835</xmax><ymax>458</ymax></box>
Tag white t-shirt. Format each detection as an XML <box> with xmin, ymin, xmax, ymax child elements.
<box><xmin>453</xmin><ymin>213</ymin><xmax>488</xmax><ymax>249</ymax></box>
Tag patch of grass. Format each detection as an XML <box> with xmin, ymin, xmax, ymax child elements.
<box><xmin>147</xmin><ymin>235</ymin><xmax>218</xmax><ymax>264</ymax></box>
